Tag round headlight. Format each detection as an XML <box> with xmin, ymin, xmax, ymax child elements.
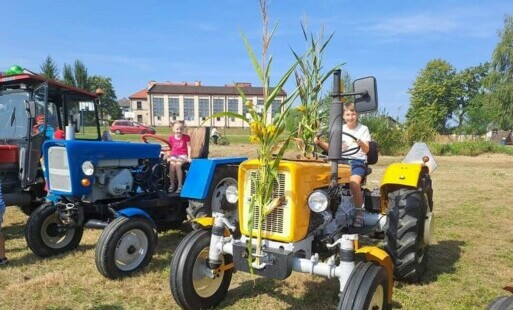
<box><xmin>308</xmin><ymin>190</ymin><xmax>328</xmax><ymax>213</ymax></box>
<box><xmin>225</xmin><ymin>184</ymin><xmax>238</xmax><ymax>204</ymax></box>
<box><xmin>81</xmin><ymin>161</ymin><xmax>94</xmax><ymax>176</ymax></box>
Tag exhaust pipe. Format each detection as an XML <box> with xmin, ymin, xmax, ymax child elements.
<box><xmin>85</xmin><ymin>219</ymin><xmax>109</xmax><ymax>229</ymax></box>
<box><xmin>328</xmin><ymin>69</ymin><xmax>343</xmax><ymax>187</ymax></box>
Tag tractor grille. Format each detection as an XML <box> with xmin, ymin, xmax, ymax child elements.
<box><xmin>249</xmin><ymin>171</ymin><xmax>287</xmax><ymax>234</ymax></box>
<box><xmin>48</xmin><ymin>146</ymin><xmax>72</xmax><ymax>192</ymax></box>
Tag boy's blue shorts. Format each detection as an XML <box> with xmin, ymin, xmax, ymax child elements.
<box><xmin>0</xmin><ymin>205</ymin><xmax>4</xmax><ymax>232</ymax></box>
<box><xmin>349</xmin><ymin>159</ymin><xmax>367</xmax><ymax>177</ymax></box>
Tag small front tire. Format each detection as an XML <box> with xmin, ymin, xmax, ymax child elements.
<box><xmin>338</xmin><ymin>261</ymin><xmax>390</xmax><ymax>310</ymax></box>
<box><xmin>25</xmin><ymin>202</ymin><xmax>83</xmax><ymax>257</ymax></box>
<box><xmin>170</xmin><ymin>229</ymin><xmax>233</xmax><ymax>310</ymax></box>
<box><xmin>95</xmin><ymin>216</ymin><xmax>157</xmax><ymax>279</ymax></box>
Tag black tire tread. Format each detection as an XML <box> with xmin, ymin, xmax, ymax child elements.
<box><xmin>25</xmin><ymin>202</ymin><xmax>83</xmax><ymax>257</ymax></box>
<box><xmin>95</xmin><ymin>216</ymin><xmax>157</xmax><ymax>279</ymax></box>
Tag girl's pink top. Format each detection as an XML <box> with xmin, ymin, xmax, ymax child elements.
<box><xmin>168</xmin><ymin>134</ymin><xmax>191</xmax><ymax>156</ymax></box>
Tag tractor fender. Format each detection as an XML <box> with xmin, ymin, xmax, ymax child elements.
<box><xmin>181</xmin><ymin>157</ymin><xmax>247</xmax><ymax>199</ymax></box>
<box><xmin>380</xmin><ymin>163</ymin><xmax>423</xmax><ymax>189</ymax></box>
<box><xmin>355</xmin><ymin>246</ymin><xmax>394</xmax><ymax>302</ymax></box>
<box><xmin>117</xmin><ymin>207</ymin><xmax>155</xmax><ymax>226</ymax></box>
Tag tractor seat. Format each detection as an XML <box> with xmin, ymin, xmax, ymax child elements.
<box><xmin>182</xmin><ymin>126</ymin><xmax>210</xmax><ymax>170</ymax></box>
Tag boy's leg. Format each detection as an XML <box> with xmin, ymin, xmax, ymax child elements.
<box><xmin>349</xmin><ymin>175</ymin><xmax>363</xmax><ymax>207</ymax></box>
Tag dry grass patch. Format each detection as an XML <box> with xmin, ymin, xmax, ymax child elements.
<box><xmin>1</xmin><ymin>149</ymin><xmax>512</xmax><ymax>309</ymax></box>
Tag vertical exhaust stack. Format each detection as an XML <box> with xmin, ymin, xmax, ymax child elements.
<box><xmin>328</xmin><ymin>70</ymin><xmax>343</xmax><ymax>187</ymax></box>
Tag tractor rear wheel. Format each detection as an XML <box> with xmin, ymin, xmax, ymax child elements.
<box><xmin>25</xmin><ymin>202</ymin><xmax>83</xmax><ymax>257</ymax></box>
<box><xmin>95</xmin><ymin>216</ymin><xmax>157</xmax><ymax>279</ymax></box>
<box><xmin>383</xmin><ymin>188</ymin><xmax>430</xmax><ymax>282</ymax></box>
<box><xmin>170</xmin><ymin>229</ymin><xmax>233</xmax><ymax>310</ymax></box>
<box><xmin>486</xmin><ymin>295</ymin><xmax>513</xmax><ymax>310</ymax></box>
<box><xmin>338</xmin><ymin>261</ymin><xmax>390</xmax><ymax>310</ymax></box>
<box><xmin>186</xmin><ymin>166</ymin><xmax>238</xmax><ymax>228</ymax></box>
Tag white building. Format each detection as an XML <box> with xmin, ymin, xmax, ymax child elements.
<box><xmin>129</xmin><ymin>81</ymin><xmax>287</xmax><ymax>128</ymax></box>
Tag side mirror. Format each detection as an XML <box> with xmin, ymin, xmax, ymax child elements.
<box><xmin>24</xmin><ymin>100</ymin><xmax>36</xmax><ymax>118</ymax></box>
<box><xmin>353</xmin><ymin>76</ymin><xmax>378</xmax><ymax>113</ymax></box>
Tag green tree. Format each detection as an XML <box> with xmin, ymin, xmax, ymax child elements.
<box><xmin>486</xmin><ymin>15</ymin><xmax>513</xmax><ymax>129</ymax></box>
<box><xmin>62</xmin><ymin>63</ymin><xmax>75</xmax><ymax>86</ymax></box>
<box><xmin>39</xmin><ymin>56</ymin><xmax>59</xmax><ymax>80</ymax></box>
<box><xmin>454</xmin><ymin>63</ymin><xmax>489</xmax><ymax>131</ymax></box>
<box><xmin>460</xmin><ymin>93</ymin><xmax>497</xmax><ymax>135</ymax></box>
<box><xmin>360</xmin><ymin>110</ymin><xmax>405</xmax><ymax>155</ymax></box>
<box><xmin>88</xmin><ymin>75</ymin><xmax>121</xmax><ymax>121</ymax></box>
<box><xmin>61</xmin><ymin>60</ymin><xmax>89</xmax><ymax>90</ymax></box>
<box><xmin>406</xmin><ymin>59</ymin><xmax>459</xmax><ymax>134</ymax></box>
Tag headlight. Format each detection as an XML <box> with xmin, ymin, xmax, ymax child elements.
<box><xmin>225</xmin><ymin>184</ymin><xmax>238</xmax><ymax>204</ymax></box>
<box><xmin>81</xmin><ymin>161</ymin><xmax>94</xmax><ymax>176</ymax></box>
<box><xmin>308</xmin><ymin>190</ymin><xmax>328</xmax><ymax>213</ymax></box>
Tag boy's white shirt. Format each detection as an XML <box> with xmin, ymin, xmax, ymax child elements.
<box><xmin>342</xmin><ymin>123</ymin><xmax>371</xmax><ymax>160</ymax></box>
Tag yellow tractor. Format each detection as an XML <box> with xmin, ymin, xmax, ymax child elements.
<box><xmin>169</xmin><ymin>71</ymin><xmax>435</xmax><ymax>310</ymax></box>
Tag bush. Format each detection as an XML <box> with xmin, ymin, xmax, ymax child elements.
<box><xmin>360</xmin><ymin>112</ymin><xmax>406</xmax><ymax>156</ymax></box>
<box><xmin>429</xmin><ymin>141</ymin><xmax>513</xmax><ymax>156</ymax></box>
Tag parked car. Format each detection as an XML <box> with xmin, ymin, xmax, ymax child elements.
<box><xmin>110</xmin><ymin>120</ymin><xmax>156</xmax><ymax>135</ymax></box>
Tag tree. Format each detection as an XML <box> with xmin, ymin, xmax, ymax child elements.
<box><xmin>454</xmin><ymin>63</ymin><xmax>489</xmax><ymax>131</ymax></box>
<box><xmin>61</xmin><ymin>60</ymin><xmax>89</xmax><ymax>90</ymax></box>
<box><xmin>88</xmin><ymin>75</ymin><xmax>121</xmax><ymax>121</ymax></box>
<box><xmin>406</xmin><ymin>59</ymin><xmax>459</xmax><ymax>134</ymax></box>
<box><xmin>486</xmin><ymin>15</ymin><xmax>513</xmax><ymax>129</ymax></box>
<box><xmin>39</xmin><ymin>56</ymin><xmax>59</xmax><ymax>80</ymax></box>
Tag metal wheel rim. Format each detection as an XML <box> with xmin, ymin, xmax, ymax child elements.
<box><xmin>368</xmin><ymin>284</ymin><xmax>385</xmax><ymax>310</ymax></box>
<box><xmin>41</xmin><ymin>214</ymin><xmax>75</xmax><ymax>249</ymax></box>
<box><xmin>424</xmin><ymin>209</ymin><xmax>434</xmax><ymax>245</ymax></box>
<box><xmin>114</xmin><ymin>228</ymin><xmax>149</xmax><ymax>271</ymax></box>
<box><xmin>211</xmin><ymin>176</ymin><xmax>238</xmax><ymax>224</ymax></box>
<box><xmin>192</xmin><ymin>248</ymin><xmax>224</xmax><ymax>298</ymax></box>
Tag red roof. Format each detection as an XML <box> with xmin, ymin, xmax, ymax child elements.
<box><xmin>129</xmin><ymin>88</ymin><xmax>147</xmax><ymax>100</ymax></box>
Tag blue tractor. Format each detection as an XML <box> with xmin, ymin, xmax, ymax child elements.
<box><xmin>24</xmin><ymin>87</ymin><xmax>246</xmax><ymax>278</ymax></box>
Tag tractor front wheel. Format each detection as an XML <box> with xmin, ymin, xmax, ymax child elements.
<box><xmin>383</xmin><ymin>188</ymin><xmax>431</xmax><ymax>282</ymax></box>
<box><xmin>95</xmin><ymin>216</ymin><xmax>157</xmax><ymax>279</ymax></box>
<box><xmin>170</xmin><ymin>229</ymin><xmax>233</xmax><ymax>310</ymax></box>
<box><xmin>25</xmin><ymin>202</ymin><xmax>84</xmax><ymax>257</ymax></box>
<box><xmin>338</xmin><ymin>261</ymin><xmax>390</xmax><ymax>310</ymax></box>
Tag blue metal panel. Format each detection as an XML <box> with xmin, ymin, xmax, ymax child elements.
<box><xmin>43</xmin><ymin>139</ymin><xmax>161</xmax><ymax>197</ymax></box>
<box><xmin>117</xmin><ymin>207</ymin><xmax>155</xmax><ymax>225</ymax></box>
<box><xmin>181</xmin><ymin>157</ymin><xmax>247</xmax><ymax>199</ymax></box>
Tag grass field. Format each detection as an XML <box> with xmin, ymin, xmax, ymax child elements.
<box><xmin>1</xmin><ymin>149</ymin><xmax>512</xmax><ymax>309</ymax></box>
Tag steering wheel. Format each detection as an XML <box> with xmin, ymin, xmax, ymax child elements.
<box><xmin>141</xmin><ymin>134</ymin><xmax>171</xmax><ymax>152</ymax></box>
<box><xmin>316</xmin><ymin>131</ymin><xmax>361</xmax><ymax>157</ymax></box>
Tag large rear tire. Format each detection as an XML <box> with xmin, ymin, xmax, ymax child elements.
<box><xmin>25</xmin><ymin>202</ymin><xmax>83</xmax><ymax>257</ymax></box>
<box><xmin>338</xmin><ymin>261</ymin><xmax>390</xmax><ymax>310</ymax></box>
<box><xmin>487</xmin><ymin>295</ymin><xmax>513</xmax><ymax>310</ymax></box>
<box><xmin>383</xmin><ymin>188</ymin><xmax>430</xmax><ymax>282</ymax></box>
<box><xmin>95</xmin><ymin>216</ymin><xmax>157</xmax><ymax>279</ymax></box>
<box><xmin>187</xmin><ymin>166</ymin><xmax>238</xmax><ymax>228</ymax></box>
<box><xmin>170</xmin><ymin>229</ymin><xmax>233</xmax><ymax>310</ymax></box>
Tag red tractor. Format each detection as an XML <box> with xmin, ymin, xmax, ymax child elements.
<box><xmin>0</xmin><ymin>67</ymin><xmax>102</xmax><ymax>215</ymax></box>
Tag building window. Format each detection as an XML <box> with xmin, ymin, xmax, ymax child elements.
<box><xmin>137</xmin><ymin>115</ymin><xmax>142</xmax><ymax>123</ymax></box>
<box><xmin>157</xmin><ymin>116</ymin><xmax>161</xmax><ymax>121</ymax></box>
<box><xmin>136</xmin><ymin>101</ymin><xmax>142</xmax><ymax>110</ymax></box>
<box><xmin>153</xmin><ymin>97</ymin><xmax>164</xmax><ymax>117</ymax></box>
<box><xmin>199</xmin><ymin>98</ymin><xmax>209</xmax><ymax>121</ymax></box>
<box><xmin>184</xmin><ymin>97</ymin><xmax>195</xmax><ymax>121</ymax></box>
<box><xmin>228</xmin><ymin>98</ymin><xmax>238</xmax><ymax>121</ymax></box>
<box><xmin>168</xmin><ymin>97</ymin><xmax>179</xmax><ymax>119</ymax></box>
<box><xmin>271</xmin><ymin>99</ymin><xmax>282</xmax><ymax>117</ymax></box>
<box><xmin>213</xmin><ymin>98</ymin><xmax>224</xmax><ymax>121</ymax></box>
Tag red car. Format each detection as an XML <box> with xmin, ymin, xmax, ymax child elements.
<box><xmin>110</xmin><ymin>120</ymin><xmax>156</xmax><ymax>135</ymax></box>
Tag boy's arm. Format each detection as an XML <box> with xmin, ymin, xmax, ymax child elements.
<box><xmin>187</xmin><ymin>142</ymin><xmax>192</xmax><ymax>161</ymax></box>
<box><xmin>313</xmin><ymin>136</ymin><xmax>329</xmax><ymax>151</ymax></box>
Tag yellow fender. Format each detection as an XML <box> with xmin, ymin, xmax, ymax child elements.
<box><xmin>381</xmin><ymin>163</ymin><xmax>423</xmax><ymax>188</ymax></box>
<box><xmin>190</xmin><ymin>217</ymin><xmax>231</xmax><ymax>236</ymax></box>
<box><xmin>356</xmin><ymin>246</ymin><xmax>394</xmax><ymax>301</ymax></box>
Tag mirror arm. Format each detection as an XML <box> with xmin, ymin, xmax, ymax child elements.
<box><xmin>337</xmin><ymin>90</ymin><xmax>369</xmax><ymax>97</ymax></box>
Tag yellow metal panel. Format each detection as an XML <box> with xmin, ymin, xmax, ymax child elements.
<box><xmin>238</xmin><ymin>159</ymin><xmax>351</xmax><ymax>243</ymax></box>
<box><xmin>381</xmin><ymin>163</ymin><xmax>422</xmax><ymax>188</ymax></box>
<box><xmin>356</xmin><ymin>246</ymin><xmax>394</xmax><ymax>301</ymax></box>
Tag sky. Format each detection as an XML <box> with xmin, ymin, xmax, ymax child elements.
<box><xmin>1</xmin><ymin>0</ymin><xmax>512</xmax><ymax>121</ymax></box>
